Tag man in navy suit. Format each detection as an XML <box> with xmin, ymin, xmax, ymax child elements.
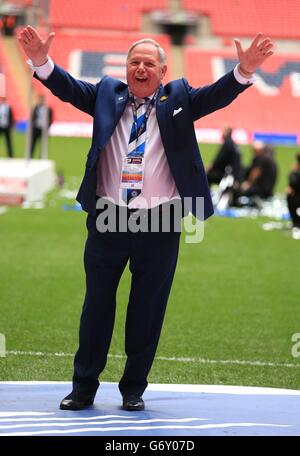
<box><xmin>18</xmin><ymin>26</ymin><xmax>273</xmax><ymax>411</ymax></box>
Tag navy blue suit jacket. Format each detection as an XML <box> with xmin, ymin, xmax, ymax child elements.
<box><xmin>37</xmin><ymin>64</ymin><xmax>250</xmax><ymax>220</ymax></box>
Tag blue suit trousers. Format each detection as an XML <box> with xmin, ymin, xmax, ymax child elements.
<box><xmin>72</xmin><ymin>212</ymin><xmax>181</xmax><ymax>397</ymax></box>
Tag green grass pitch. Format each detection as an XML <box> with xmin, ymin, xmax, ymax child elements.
<box><xmin>0</xmin><ymin>132</ymin><xmax>299</xmax><ymax>390</ymax></box>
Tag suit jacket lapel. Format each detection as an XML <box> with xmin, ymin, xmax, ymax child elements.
<box><xmin>115</xmin><ymin>87</ymin><xmax>129</xmax><ymax>125</ymax></box>
<box><xmin>156</xmin><ymin>84</ymin><xmax>167</xmax><ymax>143</ymax></box>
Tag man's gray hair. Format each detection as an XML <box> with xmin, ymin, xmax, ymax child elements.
<box><xmin>127</xmin><ymin>38</ymin><xmax>166</xmax><ymax>65</ymax></box>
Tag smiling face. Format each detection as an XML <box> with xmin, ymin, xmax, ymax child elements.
<box><xmin>126</xmin><ymin>43</ymin><xmax>167</xmax><ymax>98</ymax></box>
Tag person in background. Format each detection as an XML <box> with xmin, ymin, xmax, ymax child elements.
<box><xmin>0</xmin><ymin>96</ymin><xmax>14</xmax><ymax>158</ymax></box>
<box><xmin>1</xmin><ymin>15</ymin><xmax>16</xmax><ymax>36</ymax></box>
<box><xmin>206</xmin><ymin>126</ymin><xmax>242</xmax><ymax>186</ymax></box>
<box><xmin>29</xmin><ymin>94</ymin><xmax>53</xmax><ymax>158</ymax></box>
<box><xmin>240</xmin><ymin>140</ymin><xmax>277</xmax><ymax>199</ymax></box>
<box><xmin>286</xmin><ymin>153</ymin><xmax>300</xmax><ymax>232</ymax></box>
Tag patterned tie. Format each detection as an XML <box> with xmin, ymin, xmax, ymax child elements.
<box><xmin>123</xmin><ymin>97</ymin><xmax>149</xmax><ymax>204</ymax></box>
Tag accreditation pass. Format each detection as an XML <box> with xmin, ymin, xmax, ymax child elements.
<box><xmin>120</xmin><ymin>156</ymin><xmax>144</xmax><ymax>189</ymax></box>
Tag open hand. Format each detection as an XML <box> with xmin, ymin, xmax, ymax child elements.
<box><xmin>18</xmin><ymin>25</ymin><xmax>55</xmax><ymax>67</ymax></box>
<box><xmin>234</xmin><ymin>33</ymin><xmax>274</xmax><ymax>76</ymax></box>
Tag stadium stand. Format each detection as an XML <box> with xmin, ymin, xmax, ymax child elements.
<box><xmin>50</xmin><ymin>0</ymin><xmax>167</xmax><ymax>31</ymax></box>
<box><xmin>1</xmin><ymin>0</ymin><xmax>299</xmax><ymax>141</ymax></box>
<box><xmin>183</xmin><ymin>0</ymin><xmax>300</xmax><ymax>40</ymax></box>
<box><xmin>184</xmin><ymin>48</ymin><xmax>300</xmax><ymax>137</ymax></box>
<box><xmin>0</xmin><ymin>35</ymin><xmax>26</xmax><ymax>120</ymax></box>
<box><xmin>4</xmin><ymin>0</ymin><xmax>32</xmax><ymax>5</ymax></box>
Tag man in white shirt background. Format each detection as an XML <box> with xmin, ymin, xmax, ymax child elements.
<box><xmin>0</xmin><ymin>96</ymin><xmax>14</xmax><ymax>158</ymax></box>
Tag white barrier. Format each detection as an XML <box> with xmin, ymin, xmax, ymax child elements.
<box><xmin>0</xmin><ymin>159</ymin><xmax>56</xmax><ymax>205</ymax></box>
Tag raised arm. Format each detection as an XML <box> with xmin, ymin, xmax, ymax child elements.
<box><xmin>18</xmin><ymin>25</ymin><xmax>55</xmax><ymax>66</ymax></box>
<box><xmin>17</xmin><ymin>25</ymin><xmax>97</xmax><ymax>116</ymax></box>
<box><xmin>187</xmin><ymin>33</ymin><xmax>274</xmax><ymax>120</ymax></box>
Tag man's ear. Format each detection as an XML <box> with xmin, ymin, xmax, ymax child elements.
<box><xmin>161</xmin><ymin>65</ymin><xmax>167</xmax><ymax>79</ymax></box>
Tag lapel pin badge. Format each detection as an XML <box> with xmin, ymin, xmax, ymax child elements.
<box><xmin>160</xmin><ymin>95</ymin><xmax>168</xmax><ymax>102</ymax></box>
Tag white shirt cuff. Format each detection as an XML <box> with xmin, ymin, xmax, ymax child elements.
<box><xmin>233</xmin><ymin>65</ymin><xmax>255</xmax><ymax>85</ymax></box>
<box><xmin>26</xmin><ymin>57</ymin><xmax>55</xmax><ymax>80</ymax></box>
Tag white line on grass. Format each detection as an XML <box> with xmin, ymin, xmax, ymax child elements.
<box><xmin>0</xmin><ymin>418</ymin><xmax>209</xmax><ymax>429</ymax></box>
<box><xmin>0</xmin><ymin>422</ymin><xmax>290</xmax><ymax>436</ymax></box>
<box><xmin>0</xmin><ymin>417</ymin><xmax>207</xmax><ymax>424</ymax></box>
<box><xmin>6</xmin><ymin>350</ymin><xmax>300</xmax><ymax>369</ymax></box>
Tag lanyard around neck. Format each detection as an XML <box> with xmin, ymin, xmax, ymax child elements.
<box><xmin>129</xmin><ymin>88</ymin><xmax>159</xmax><ymax>139</ymax></box>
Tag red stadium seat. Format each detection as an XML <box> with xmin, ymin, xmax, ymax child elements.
<box><xmin>184</xmin><ymin>47</ymin><xmax>300</xmax><ymax>135</ymax></box>
<box><xmin>0</xmin><ymin>36</ymin><xmax>27</xmax><ymax>120</ymax></box>
<box><xmin>50</xmin><ymin>0</ymin><xmax>167</xmax><ymax>32</ymax></box>
<box><xmin>6</xmin><ymin>0</ymin><xmax>32</xmax><ymax>5</ymax></box>
<box><xmin>183</xmin><ymin>0</ymin><xmax>300</xmax><ymax>40</ymax></box>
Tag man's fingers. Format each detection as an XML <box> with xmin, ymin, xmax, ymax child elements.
<box><xmin>251</xmin><ymin>32</ymin><xmax>263</xmax><ymax>48</ymax></box>
<box><xmin>25</xmin><ymin>25</ymin><xmax>44</xmax><ymax>43</ymax></box>
<box><xmin>26</xmin><ymin>25</ymin><xmax>40</xmax><ymax>38</ymax></box>
<box><xmin>264</xmin><ymin>50</ymin><xmax>274</xmax><ymax>58</ymax></box>
<box><xmin>26</xmin><ymin>26</ymin><xmax>35</xmax><ymax>39</ymax></box>
<box><xmin>258</xmin><ymin>37</ymin><xmax>272</xmax><ymax>51</ymax></box>
<box><xmin>18</xmin><ymin>25</ymin><xmax>55</xmax><ymax>56</ymax></box>
<box><xmin>234</xmin><ymin>38</ymin><xmax>243</xmax><ymax>56</ymax></box>
<box><xmin>259</xmin><ymin>37</ymin><xmax>272</xmax><ymax>46</ymax></box>
<box><xmin>19</xmin><ymin>31</ymin><xmax>30</xmax><ymax>45</ymax></box>
<box><xmin>18</xmin><ymin>26</ymin><xmax>36</xmax><ymax>45</ymax></box>
<box><xmin>23</xmin><ymin>29</ymin><xmax>32</xmax><ymax>41</ymax></box>
<box><xmin>263</xmin><ymin>43</ymin><xmax>274</xmax><ymax>53</ymax></box>
<box><xmin>257</xmin><ymin>38</ymin><xmax>274</xmax><ymax>59</ymax></box>
<box><xmin>45</xmin><ymin>32</ymin><xmax>55</xmax><ymax>49</ymax></box>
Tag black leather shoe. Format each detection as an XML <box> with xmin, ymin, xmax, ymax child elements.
<box><xmin>60</xmin><ymin>391</ymin><xmax>94</xmax><ymax>411</ymax></box>
<box><xmin>122</xmin><ymin>395</ymin><xmax>145</xmax><ymax>411</ymax></box>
